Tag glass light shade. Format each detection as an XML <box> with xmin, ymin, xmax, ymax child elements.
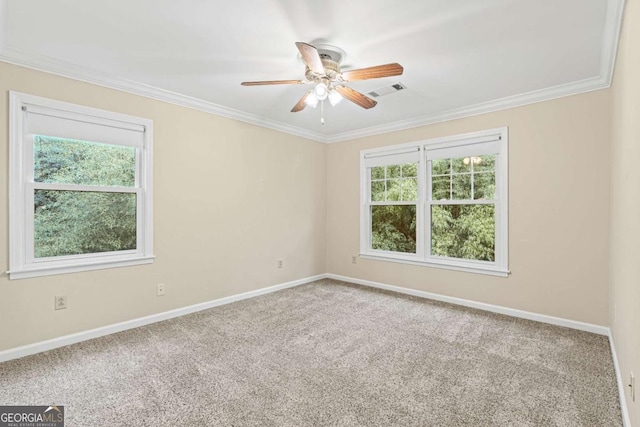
<box><xmin>314</xmin><ymin>83</ymin><xmax>328</xmax><ymax>100</ymax></box>
<box><xmin>305</xmin><ymin>92</ymin><xmax>319</xmax><ymax>108</ymax></box>
<box><xmin>328</xmin><ymin>89</ymin><xmax>343</xmax><ymax>106</ymax></box>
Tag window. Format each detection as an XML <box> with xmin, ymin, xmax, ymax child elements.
<box><xmin>360</xmin><ymin>128</ymin><xmax>508</xmax><ymax>276</ymax></box>
<box><xmin>9</xmin><ymin>92</ymin><xmax>153</xmax><ymax>279</ymax></box>
<box><xmin>370</xmin><ymin>162</ymin><xmax>418</xmax><ymax>254</ymax></box>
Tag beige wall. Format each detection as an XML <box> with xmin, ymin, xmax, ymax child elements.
<box><xmin>327</xmin><ymin>90</ymin><xmax>611</xmax><ymax>326</ymax></box>
<box><xmin>0</xmin><ymin>62</ymin><xmax>327</xmax><ymax>351</ymax></box>
<box><xmin>610</xmin><ymin>0</ymin><xmax>640</xmax><ymax>423</ymax></box>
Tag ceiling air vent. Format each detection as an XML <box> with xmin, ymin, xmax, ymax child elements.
<box><xmin>368</xmin><ymin>83</ymin><xmax>406</xmax><ymax>98</ymax></box>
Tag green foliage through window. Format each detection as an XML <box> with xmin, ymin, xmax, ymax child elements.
<box><xmin>371</xmin><ymin>205</ymin><xmax>416</xmax><ymax>253</ymax></box>
<box><xmin>35</xmin><ymin>190</ymin><xmax>136</xmax><ymax>258</ymax></box>
<box><xmin>431</xmin><ymin>155</ymin><xmax>495</xmax><ymax>201</ymax></box>
<box><xmin>370</xmin><ymin>163</ymin><xmax>417</xmax><ymax>202</ymax></box>
<box><xmin>35</xmin><ymin>136</ymin><xmax>135</xmax><ymax>186</ymax></box>
<box><xmin>431</xmin><ymin>204</ymin><xmax>495</xmax><ymax>261</ymax></box>
<box><xmin>367</xmin><ymin>156</ymin><xmax>496</xmax><ymax>262</ymax></box>
<box><xmin>33</xmin><ymin>136</ymin><xmax>137</xmax><ymax>258</ymax></box>
<box><xmin>370</xmin><ymin>163</ymin><xmax>418</xmax><ymax>254</ymax></box>
<box><xmin>430</xmin><ymin>155</ymin><xmax>496</xmax><ymax>261</ymax></box>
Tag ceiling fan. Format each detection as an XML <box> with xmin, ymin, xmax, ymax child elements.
<box><xmin>241</xmin><ymin>42</ymin><xmax>404</xmax><ymax>119</ymax></box>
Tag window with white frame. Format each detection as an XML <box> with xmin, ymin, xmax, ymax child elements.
<box><xmin>360</xmin><ymin>128</ymin><xmax>508</xmax><ymax>276</ymax></box>
<box><xmin>9</xmin><ymin>92</ymin><xmax>154</xmax><ymax>279</ymax></box>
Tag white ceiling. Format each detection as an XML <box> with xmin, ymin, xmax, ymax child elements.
<box><xmin>0</xmin><ymin>0</ymin><xmax>624</xmax><ymax>143</ymax></box>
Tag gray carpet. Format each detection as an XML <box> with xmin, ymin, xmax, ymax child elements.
<box><xmin>0</xmin><ymin>279</ymin><xmax>622</xmax><ymax>426</ymax></box>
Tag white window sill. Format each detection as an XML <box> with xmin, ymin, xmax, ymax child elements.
<box><xmin>360</xmin><ymin>253</ymin><xmax>510</xmax><ymax>277</ymax></box>
<box><xmin>7</xmin><ymin>256</ymin><xmax>155</xmax><ymax>280</ymax></box>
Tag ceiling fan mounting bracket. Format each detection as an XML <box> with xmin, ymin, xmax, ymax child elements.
<box><xmin>314</xmin><ymin>44</ymin><xmax>347</xmax><ymax>65</ymax></box>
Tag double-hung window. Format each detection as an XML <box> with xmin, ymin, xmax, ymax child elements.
<box><xmin>9</xmin><ymin>92</ymin><xmax>154</xmax><ymax>279</ymax></box>
<box><xmin>361</xmin><ymin>127</ymin><xmax>508</xmax><ymax>276</ymax></box>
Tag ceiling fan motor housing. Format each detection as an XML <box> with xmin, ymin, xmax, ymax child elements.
<box><xmin>305</xmin><ymin>56</ymin><xmax>341</xmax><ymax>82</ymax></box>
<box><xmin>303</xmin><ymin>44</ymin><xmax>346</xmax><ymax>82</ymax></box>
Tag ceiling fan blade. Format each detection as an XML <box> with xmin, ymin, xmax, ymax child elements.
<box><xmin>334</xmin><ymin>85</ymin><xmax>377</xmax><ymax>109</ymax></box>
<box><xmin>295</xmin><ymin>42</ymin><xmax>325</xmax><ymax>75</ymax></box>
<box><xmin>291</xmin><ymin>91</ymin><xmax>310</xmax><ymax>112</ymax></box>
<box><xmin>340</xmin><ymin>63</ymin><xmax>404</xmax><ymax>81</ymax></box>
<box><xmin>241</xmin><ymin>80</ymin><xmax>305</xmax><ymax>86</ymax></box>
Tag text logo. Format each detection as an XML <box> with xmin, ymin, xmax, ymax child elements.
<box><xmin>0</xmin><ymin>405</ymin><xmax>64</xmax><ymax>427</ymax></box>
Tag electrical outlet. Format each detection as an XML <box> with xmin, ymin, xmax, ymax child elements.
<box><xmin>277</xmin><ymin>259</ymin><xmax>283</xmax><ymax>268</ymax></box>
<box><xmin>55</xmin><ymin>295</ymin><xmax>67</xmax><ymax>310</ymax></box>
<box><xmin>156</xmin><ymin>283</ymin><xmax>165</xmax><ymax>296</ymax></box>
<box><xmin>630</xmin><ymin>372</ymin><xmax>635</xmax><ymax>402</ymax></box>
<box><xmin>352</xmin><ymin>255</ymin><xmax>357</xmax><ymax>264</ymax></box>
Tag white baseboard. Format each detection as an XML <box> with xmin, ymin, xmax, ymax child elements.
<box><xmin>0</xmin><ymin>274</ymin><xmax>326</xmax><ymax>363</ymax></box>
<box><xmin>609</xmin><ymin>331</ymin><xmax>632</xmax><ymax>427</ymax></box>
<box><xmin>0</xmin><ymin>272</ymin><xmax>611</xmax><ymax>359</ymax></box>
<box><xmin>326</xmin><ymin>274</ymin><xmax>609</xmax><ymax>335</ymax></box>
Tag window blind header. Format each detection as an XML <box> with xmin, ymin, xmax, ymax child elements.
<box><xmin>426</xmin><ymin>138</ymin><xmax>501</xmax><ymax>161</ymax></box>
<box><xmin>363</xmin><ymin>147</ymin><xmax>420</xmax><ymax>168</ymax></box>
<box><xmin>24</xmin><ymin>105</ymin><xmax>145</xmax><ymax>148</ymax></box>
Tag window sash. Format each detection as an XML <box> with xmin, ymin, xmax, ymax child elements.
<box><xmin>29</xmin><ymin>182</ymin><xmax>140</xmax><ymax>193</ymax></box>
<box><xmin>28</xmin><ymin>133</ymin><xmax>141</xmax><ymax>188</ymax></box>
<box><xmin>370</xmin><ymin>201</ymin><xmax>417</xmax><ymax>206</ymax></box>
<box><xmin>428</xmin><ymin>199</ymin><xmax>496</xmax><ymax>206</ymax></box>
<box><xmin>425</xmin><ymin>201</ymin><xmax>497</xmax><ymax>262</ymax></box>
<box><xmin>368</xmin><ymin>203</ymin><xmax>419</xmax><ymax>255</ymax></box>
<box><xmin>25</xmin><ymin>184</ymin><xmax>144</xmax><ymax>262</ymax></box>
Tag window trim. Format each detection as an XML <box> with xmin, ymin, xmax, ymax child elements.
<box><xmin>360</xmin><ymin>127</ymin><xmax>509</xmax><ymax>277</ymax></box>
<box><xmin>8</xmin><ymin>91</ymin><xmax>154</xmax><ymax>280</ymax></box>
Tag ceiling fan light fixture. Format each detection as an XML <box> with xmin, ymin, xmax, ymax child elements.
<box><xmin>328</xmin><ymin>88</ymin><xmax>343</xmax><ymax>106</ymax></box>
<box><xmin>313</xmin><ymin>82</ymin><xmax>329</xmax><ymax>100</ymax></box>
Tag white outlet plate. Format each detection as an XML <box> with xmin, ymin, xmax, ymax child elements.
<box><xmin>352</xmin><ymin>255</ymin><xmax>357</xmax><ymax>264</ymax></box>
<box><xmin>156</xmin><ymin>283</ymin><xmax>165</xmax><ymax>296</ymax></box>
<box><xmin>55</xmin><ymin>295</ymin><xmax>67</xmax><ymax>310</ymax></box>
<box><xmin>277</xmin><ymin>259</ymin><xmax>283</xmax><ymax>268</ymax></box>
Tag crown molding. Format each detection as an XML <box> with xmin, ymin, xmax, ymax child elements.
<box><xmin>602</xmin><ymin>0</ymin><xmax>626</xmax><ymax>86</ymax></box>
<box><xmin>0</xmin><ymin>0</ymin><xmax>624</xmax><ymax>145</ymax></box>
<box><xmin>324</xmin><ymin>75</ymin><xmax>609</xmax><ymax>143</ymax></box>
<box><xmin>0</xmin><ymin>46</ymin><xmax>327</xmax><ymax>143</ymax></box>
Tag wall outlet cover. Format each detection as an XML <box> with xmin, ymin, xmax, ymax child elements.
<box><xmin>55</xmin><ymin>295</ymin><xmax>67</xmax><ymax>310</ymax></box>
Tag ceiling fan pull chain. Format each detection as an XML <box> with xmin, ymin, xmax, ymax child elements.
<box><xmin>321</xmin><ymin>100</ymin><xmax>325</xmax><ymax>125</ymax></box>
